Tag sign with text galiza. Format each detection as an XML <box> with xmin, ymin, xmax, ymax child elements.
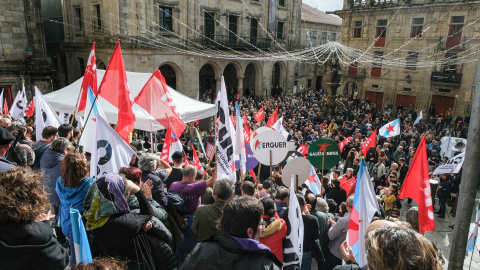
<box><xmin>433</xmin><ymin>152</ymin><xmax>465</xmax><ymax>175</ymax></box>
<box><xmin>252</xmin><ymin>130</ymin><xmax>289</xmax><ymax>165</ymax></box>
<box><xmin>308</xmin><ymin>138</ymin><xmax>341</xmax><ymax>170</ymax></box>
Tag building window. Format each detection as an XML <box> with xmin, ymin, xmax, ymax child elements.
<box><xmin>447</xmin><ymin>16</ymin><xmax>464</xmax><ymax>48</ymax></box>
<box><xmin>228</xmin><ymin>15</ymin><xmax>238</xmax><ymax>46</ymax></box>
<box><xmin>404</xmin><ymin>88</ymin><xmax>412</xmax><ymax>92</ymax></box>
<box><xmin>308</xmin><ymin>79</ymin><xmax>312</xmax><ymax>88</ymax></box>
<box><xmin>277</xmin><ymin>21</ymin><xmax>284</xmax><ymax>39</ymax></box>
<box><xmin>74</xmin><ymin>7</ymin><xmax>83</xmax><ymax>30</ymax></box>
<box><xmin>250</xmin><ymin>18</ymin><xmax>258</xmax><ymax>45</ymax></box>
<box><xmin>410</xmin><ymin>18</ymin><xmax>424</xmax><ymax>38</ymax></box>
<box><xmin>375</xmin><ymin>19</ymin><xmax>387</xmax><ymax>47</ymax></box>
<box><xmin>443</xmin><ymin>53</ymin><xmax>458</xmax><ymax>73</ymax></box>
<box><xmin>371</xmin><ymin>51</ymin><xmax>383</xmax><ymax>77</ymax></box>
<box><xmin>159</xmin><ymin>7</ymin><xmax>173</xmax><ymax>31</ymax></box>
<box><xmin>321</xmin><ymin>32</ymin><xmax>327</xmax><ymax>44</ymax></box>
<box><xmin>331</xmin><ymin>32</ymin><xmax>336</xmax><ymax>41</ymax></box>
<box><xmin>279</xmin><ymin>0</ymin><xmax>285</xmax><ymax>7</ymax></box>
<box><xmin>93</xmin><ymin>4</ymin><xmax>101</xmax><ymax>30</ymax></box>
<box><xmin>78</xmin><ymin>57</ymin><xmax>85</xmax><ymax>76</ymax></box>
<box><xmin>309</xmin><ymin>31</ymin><xmax>317</xmax><ymax>45</ymax></box>
<box><xmin>204</xmin><ymin>11</ymin><xmax>215</xmax><ymax>45</ymax></box>
<box><xmin>353</xmin><ymin>21</ymin><xmax>362</xmax><ymax>38</ymax></box>
<box><xmin>405</xmin><ymin>51</ymin><xmax>419</xmax><ymax>70</ymax></box>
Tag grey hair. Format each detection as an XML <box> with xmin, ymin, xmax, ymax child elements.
<box><xmin>138</xmin><ymin>153</ymin><xmax>158</xmax><ymax>171</ymax></box>
<box><xmin>347</xmin><ymin>168</ymin><xmax>353</xmax><ymax>172</ymax></box>
<box><xmin>50</xmin><ymin>137</ymin><xmax>70</xmax><ymax>153</ymax></box>
<box><xmin>316</xmin><ymin>198</ymin><xmax>329</xmax><ymax>213</ymax></box>
<box><xmin>213</xmin><ymin>177</ymin><xmax>234</xmax><ymax>201</ymax></box>
<box><xmin>183</xmin><ymin>165</ymin><xmax>197</xmax><ymax>176</ymax></box>
<box><xmin>346</xmin><ymin>196</ymin><xmax>354</xmax><ymax>208</ymax></box>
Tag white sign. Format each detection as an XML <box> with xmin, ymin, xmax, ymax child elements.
<box><xmin>250</xmin><ymin>126</ymin><xmax>274</xmax><ymax>151</ymax></box>
<box><xmin>282</xmin><ymin>157</ymin><xmax>311</xmax><ymax>187</ymax></box>
<box><xmin>252</xmin><ymin>130</ymin><xmax>289</xmax><ymax>165</ymax></box>
<box><xmin>433</xmin><ymin>152</ymin><xmax>465</xmax><ymax>175</ymax></box>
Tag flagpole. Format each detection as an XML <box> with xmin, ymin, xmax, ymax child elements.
<box><xmin>150</xmin><ymin>120</ymin><xmax>155</xmax><ymax>154</ymax></box>
<box><xmin>269</xmin><ymin>150</ymin><xmax>273</xmax><ymax>196</ymax></box>
<box><xmin>75</xmin><ymin>91</ymin><xmax>100</xmax><ymax>152</ymax></box>
<box><xmin>70</xmin><ymin>87</ymin><xmax>83</xmax><ymax>125</ymax></box>
<box><xmin>256</xmin><ymin>163</ymin><xmax>262</xmax><ymax>189</ymax></box>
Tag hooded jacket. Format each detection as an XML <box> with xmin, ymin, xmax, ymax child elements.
<box><xmin>259</xmin><ymin>218</ymin><xmax>287</xmax><ymax>262</ymax></box>
<box><xmin>180</xmin><ymin>234</ymin><xmax>282</xmax><ymax>270</ymax></box>
<box><xmin>55</xmin><ymin>176</ymin><xmax>95</xmax><ymax>239</ymax></box>
<box><xmin>0</xmin><ymin>220</ymin><xmax>69</xmax><ymax>270</ymax></box>
<box><xmin>40</xmin><ymin>148</ymin><xmax>65</xmax><ymax>207</ymax></box>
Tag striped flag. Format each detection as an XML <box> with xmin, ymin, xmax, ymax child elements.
<box><xmin>305</xmin><ymin>165</ymin><xmax>322</xmax><ymax>195</ymax></box>
<box><xmin>70</xmin><ymin>208</ymin><xmax>93</xmax><ymax>264</ymax></box>
<box><xmin>379</xmin><ymin>118</ymin><xmax>400</xmax><ymax>138</ymax></box>
<box><xmin>283</xmin><ymin>176</ymin><xmax>304</xmax><ymax>269</ymax></box>
<box><xmin>347</xmin><ymin>157</ymin><xmax>379</xmax><ymax>267</ymax></box>
<box><xmin>467</xmin><ymin>202</ymin><xmax>480</xmax><ymax>251</ymax></box>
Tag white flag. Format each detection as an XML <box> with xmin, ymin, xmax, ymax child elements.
<box><xmin>75</xmin><ymin>116</ymin><xmax>84</xmax><ymax>129</ymax></box>
<box><xmin>440</xmin><ymin>135</ymin><xmax>452</xmax><ymax>158</ymax></box>
<box><xmin>235</xmin><ymin>102</ymin><xmax>246</xmax><ymax>175</ymax></box>
<box><xmin>0</xmin><ymin>89</ymin><xmax>3</xmax><ymax>112</ymax></box>
<box><xmin>216</xmin><ymin>76</ymin><xmax>236</xmax><ymax>182</ymax></box>
<box><xmin>273</xmin><ymin>117</ymin><xmax>289</xmax><ymax>139</ymax></box>
<box><xmin>413</xmin><ymin>110</ymin><xmax>423</xmax><ymax>126</ymax></box>
<box><xmin>283</xmin><ymin>176</ymin><xmax>304</xmax><ymax>269</ymax></box>
<box><xmin>379</xmin><ymin>118</ymin><xmax>401</xmax><ymax>138</ymax></box>
<box><xmin>80</xmin><ymin>87</ymin><xmax>107</xmax><ymax>155</ymax></box>
<box><xmin>92</xmin><ymin>115</ymin><xmax>135</xmax><ymax>177</ymax></box>
<box><xmin>467</xmin><ymin>203</ymin><xmax>480</xmax><ymax>251</ymax></box>
<box><xmin>10</xmin><ymin>84</ymin><xmax>27</xmax><ymax>120</ymax></box>
<box><xmin>35</xmin><ymin>87</ymin><xmax>62</xmax><ymax>141</ymax></box>
<box><xmin>433</xmin><ymin>152</ymin><xmax>465</xmax><ymax>175</ymax></box>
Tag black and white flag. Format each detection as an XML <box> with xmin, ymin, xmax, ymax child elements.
<box><xmin>34</xmin><ymin>87</ymin><xmax>61</xmax><ymax>141</ymax></box>
<box><xmin>10</xmin><ymin>84</ymin><xmax>27</xmax><ymax>120</ymax></box>
<box><xmin>216</xmin><ymin>76</ymin><xmax>236</xmax><ymax>182</ymax></box>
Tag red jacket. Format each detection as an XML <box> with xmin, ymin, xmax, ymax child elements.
<box><xmin>259</xmin><ymin>216</ymin><xmax>287</xmax><ymax>262</ymax></box>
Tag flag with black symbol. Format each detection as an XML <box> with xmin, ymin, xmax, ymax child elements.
<box><xmin>92</xmin><ymin>115</ymin><xmax>135</xmax><ymax>177</ymax></box>
<box><xmin>216</xmin><ymin>76</ymin><xmax>236</xmax><ymax>182</ymax></box>
<box><xmin>34</xmin><ymin>87</ymin><xmax>61</xmax><ymax>141</ymax></box>
<box><xmin>10</xmin><ymin>84</ymin><xmax>27</xmax><ymax>120</ymax></box>
<box><xmin>283</xmin><ymin>176</ymin><xmax>304</xmax><ymax>269</ymax></box>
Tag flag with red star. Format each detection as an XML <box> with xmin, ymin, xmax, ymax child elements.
<box><xmin>304</xmin><ymin>165</ymin><xmax>322</xmax><ymax>195</ymax></box>
<box><xmin>379</xmin><ymin>118</ymin><xmax>400</xmax><ymax>138</ymax></box>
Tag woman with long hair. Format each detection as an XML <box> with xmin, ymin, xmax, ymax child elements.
<box><xmin>55</xmin><ymin>153</ymin><xmax>95</xmax><ymax>266</ymax></box>
<box><xmin>383</xmin><ymin>184</ymin><xmax>399</xmax><ymax>218</ymax></box>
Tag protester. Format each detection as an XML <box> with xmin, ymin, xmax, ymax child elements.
<box><xmin>138</xmin><ymin>153</ymin><xmax>172</xmax><ymax>208</ymax></box>
<box><xmin>326</xmin><ymin>196</ymin><xmax>353</xmax><ymax>270</ymax></box>
<box><xmin>274</xmin><ymin>186</ymin><xmax>289</xmax><ymax>216</ymax></box>
<box><xmin>180</xmin><ymin>196</ymin><xmax>282</xmax><ymax>269</ymax></box>
<box><xmin>259</xmin><ymin>179</ymin><xmax>272</xmax><ymax>198</ymax></box>
<box><xmin>259</xmin><ymin>197</ymin><xmax>287</xmax><ymax>262</ymax></box>
<box><xmin>326</xmin><ymin>178</ymin><xmax>347</xmax><ymax>210</ymax></box>
<box><xmin>0</xmin><ymin>127</ymin><xmax>16</xmax><ymax>171</ymax></box>
<box><xmin>0</xmin><ymin>168</ymin><xmax>69</xmax><ymax>269</ymax></box>
<box><xmin>32</xmin><ymin>126</ymin><xmax>57</xmax><ymax>169</ymax></box>
<box><xmin>164</xmin><ymin>151</ymin><xmax>184</xmax><ymax>189</ymax></box>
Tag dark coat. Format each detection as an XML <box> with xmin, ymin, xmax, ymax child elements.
<box><xmin>179</xmin><ymin>234</ymin><xmax>282</xmax><ymax>270</ymax></box>
<box><xmin>0</xmin><ymin>220</ymin><xmax>69</xmax><ymax>270</ymax></box>
<box><xmin>40</xmin><ymin>148</ymin><xmax>65</xmax><ymax>207</ymax></box>
<box><xmin>326</xmin><ymin>187</ymin><xmax>347</xmax><ymax>207</ymax></box>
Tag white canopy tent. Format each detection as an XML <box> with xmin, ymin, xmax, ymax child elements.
<box><xmin>44</xmin><ymin>70</ymin><xmax>216</xmax><ymax>131</ymax></box>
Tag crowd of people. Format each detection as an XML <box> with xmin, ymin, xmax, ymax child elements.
<box><xmin>0</xmin><ymin>89</ymin><xmax>468</xmax><ymax>269</ymax></box>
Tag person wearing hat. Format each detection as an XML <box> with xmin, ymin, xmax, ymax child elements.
<box><xmin>0</xmin><ymin>127</ymin><xmax>16</xmax><ymax>172</ymax></box>
<box><xmin>164</xmin><ymin>151</ymin><xmax>185</xmax><ymax>189</ymax></box>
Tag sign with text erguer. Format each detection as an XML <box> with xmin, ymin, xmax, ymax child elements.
<box><xmin>308</xmin><ymin>138</ymin><xmax>341</xmax><ymax>170</ymax></box>
<box><xmin>252</xmin><ymin>130</ymin><xmax>289</xmax><ymax>165</ymax></box>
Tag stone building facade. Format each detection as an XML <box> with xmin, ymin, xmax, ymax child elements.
<box><xmin>59</xmin><ymin>0</ymin><xmax>340</xmax><ymax>98</ymax></box>
<box><xmin>336</xmin><ymin>0</ymin><xmax>480</xmax><ymax>116</ymax></box>
<box><xmin>0</xmin><ymin>0</ymin><xmax>52</xmax><ymax>106</ymax></box>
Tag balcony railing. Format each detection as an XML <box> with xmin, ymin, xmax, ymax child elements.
<box><xmin>351</xmin><ymin>0</ymin><xmax>401</xmax><ymax>8</ymax></box>
<box><xmin>201</xmin><ymin>35</ymin><xmax>272</xmax><ymax>50</ymax></box>
<box><xmin>431</xmin><ymin>72</ymin><xmax>462</xmax><ymax>85</ymax></box>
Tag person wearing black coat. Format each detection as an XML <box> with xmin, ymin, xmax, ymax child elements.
<box><xmin>326</xmin><ymin>179</ymin><xmax>347</xmax><ymax>211</ymax></box>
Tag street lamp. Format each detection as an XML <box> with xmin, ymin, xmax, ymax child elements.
<box><xmin>405</xmin><ymin>74</ymin><xmax>412</xmax><ymax>84</ymax></box>
<box><xmin>25</xmin><ymin>45</ymin><xmax>34</xmax><ymax>58</ymax></box>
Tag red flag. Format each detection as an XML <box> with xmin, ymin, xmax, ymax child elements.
<box><xmin>134</xmin><ymin>69</ymin><xmax>185</xmax><ymax>137</ymax></box>
<box><xmin>254</xmin><ymin>108</ymin><xmax>265</xmax><ymax>123</ymax></box>
<box><xmin>340</xmin><ymin>175</ymin><xmax>357</xmax><ymax>196</ymax></box>
<box><xmin>297</xmin><ymin>144</ymin><xmax>308</xmax><ymax>156</ymax></box>
<box><xmin>361</xmin><ymin>129</ymin><xmax>377</xmax><ymax>156</ymax></box>
<box><xmin>78</xmin><ymin>43</ymin><xmax>97</xmax><ymax>112</ymax></box>
<box><xmin>244</xmin><ymin>120</ymin><xmax>251</xmax><ymax>144</ymax></box>
<box><xmin>25</xmin><ymin>99</ymin><xmax>34</xmax><ymax>118</ymax></box>
<box><xmin>184</xmin><ymin>155</ymin><xmax>190</xmax><ymax>166</ymax></box>
<box><xmin>249</xmin><ymin>169</ymin><xmax>257</xmax><ymax>184</ymax></box>
<box><xmin>266</xmin><ymin>107</ymin><xmax>278</xmax><ymax>127</ymax></box>
<box><xmin>236</xmin><ymin>90</ymin><xmax>241</xmax><ymax>101</ymax></box>
<box><xmin>338</xmin><ymin>136</ymin><xmax>352</xmax><ymax>152</ymax></box>
<box><xmin>398</xmin><ymin>136</ymin><xmax>435</xmax><ymax>234</ymax></box>
<box><xmin>190</xmin><ymin>141</ymin><xmax>205</xmax><ymax>174</ymax></box>
<box><xmin>98</xmin><ymin>41</ymin><xmax>135</xmax><ymax>143</ymax></box>
<box><xmin>242</xmin><ymin>114</ymin><xmax>248</xmax><ymax>125</ymax></box>
<box><xmin>3</xmin><ymin>99</ymin><xmax>8</xmax><ymax>115</ymax></box>
<box><xmin>230</xmin><ymin>114</ymin><xmax>236</xmax><ymax>126</ymax></box>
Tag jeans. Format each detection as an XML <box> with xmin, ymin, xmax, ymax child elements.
<box><xmin>176</xmin><ymin>215</ymin><xmax>197</xmax><ymax>263</ymax></box>
<box><xmin>301</xmin><ymin>251</ymin><xmax>312</xmax><ymax>270</ymax></box>
<box><xmin>67</xmin><ymin>237</ymin><xmax>76</xmax><ymax>265</ymax></box>
<box><xmin>439</xmin><ymin>198</ymin><xmax>447</xmax><ymax>216</ymax></box>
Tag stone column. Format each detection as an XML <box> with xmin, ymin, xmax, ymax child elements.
<box><xmin>237</xmin><ymin>77</ymin><xmax>244</xmax><ymax>96</ymax></box>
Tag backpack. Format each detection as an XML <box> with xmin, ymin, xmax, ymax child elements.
<box><xmin>32</xmin><ymin>144</ymin><xmax>49</xmax><ymax>170</ymax></box>
<box><xmin>166</xmin><ymin>183</ymin><xmax>188</xmax><ymax>229</ymax></box>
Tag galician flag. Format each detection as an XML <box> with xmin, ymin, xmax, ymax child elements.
<box><xmin>283</xmin><ymin>176</ymin><xmax>304</xmax><ymax>269</ymax></box>
<box><xmin>467</xmin><ymin>202</ymin><xmax>480</xmax><ymax>251</ymax></box>
<box><xmin>70</xmin><ymin>208</ymin><xmax>93</xmax><ymax>264</ymax></box>
<box><xmin>235</xmin><ymin>102</ymin><xmax>247</xmax><ymax>175</ymax></box>
<box><xmin>304</xmin><ymin>165</ymin><xmax>322</xmax><ymax>195</ymax></box>
<box><xmin>347</xmin><ymin>157</ymin><xmax>379</xmax><ymax>267</ymax></box>
<box><xmin>34</xmin><ymin>87</ymin><xmax>62</xmax><ymax>142</ymax></box>
<box><xmin>273</xmin><ymin>117</ymin><xmax>289</xmax><ymax>139</ymax></box>
<box><xmin>92</xmin><ymin>115</ymin><xmax>135</xmax><ymax>177</ymax></box>
<box><xmin>216</xmin><ymin>76</ymin><xmax>236</xmax><ymax>182</ymax></box>
<box><xmin>80</xmin><ymin>87</ymin><xmax>107</xmax><ymax>155</ymax></box>
<box><xmin>10</xmin><ymin>84</ymin><xmax>27</xmax><ymax>120</ymax></box>
<box><xmin>440</xmin><ymin>135</ymin><xmax>452</xmax><ymax>158</ymax></box>
<box><xmin>379</xmin><ymin>118</ymin><xmax>400</xmax><ymax>138</ymax></box>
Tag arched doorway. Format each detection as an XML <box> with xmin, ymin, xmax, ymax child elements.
<box><xmin>223</xmin><ymin>63</ymin><xmax>239</xmax><ymax>90</ymax></box>
<box><xmin>159</xmin><ymin>64</ymin><xmax>177</xmax><ymax>89</ymax></box>
<box><xmin>271</xmin><ymin>61</ymin><xmax>286</xmax><ymax>96</ymax></box>
<box><xmin>199</xmin><ymin>64</ymin><xmax>216</xmax><ymax>100</ymax></box>
<box><xmin>244</xmin><ymin>63</ymin><xmax>257</xmax><ymax>97</ymax></box>
<box><xmin>97</xmin><ymin>61</ymin><xmax>106</xmax><ymax>70</ymax></box>
<box><xmin>343</xmin><ymin>81</ymin><xmax>358</xmax><ymax>99</ymax></box>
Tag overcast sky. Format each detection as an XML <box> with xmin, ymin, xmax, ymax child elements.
<box><xmin>302</xmin><ymin>0</ymin><xmax>343</xmax><ymax>12</ymax></box>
